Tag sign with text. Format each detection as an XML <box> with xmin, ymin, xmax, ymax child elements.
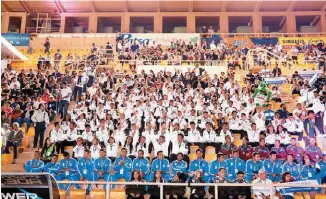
<box><xmin>278</xmin><ymin>37</ymin><xmax>326</xmax><ymax>46</ymax></box>
<box><xmin>1</xmin><ymin>173</ymin><xmax>60</xmax><ymax>199</ymax></box>
<box><xmin>120</xmin><ymin>33</ymin><xmax>200</xmax><ymax>46</ymax></box>
<box><xmin>277</xmin><ymin>180</ymin><xmax>319</xmax><ymax>194</ymax></box>
<box><xmin>2</xmin><ymin>33</ymin><xmax>30</xmax><ymax>46</ymax></box>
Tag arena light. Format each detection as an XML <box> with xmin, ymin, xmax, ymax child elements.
<box><xmin>1</xmin><ymin>36</ymin><xmax>28</xmax><ymax>61</ymax></box>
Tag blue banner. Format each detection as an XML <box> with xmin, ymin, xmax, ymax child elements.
<box><xmin>277</xmin><ymin>180</ymin><xmax>320</xmax><ymax>194</ymax></box>
<box><xmin>2</xmin><ymin>33</ymin><xmax>30</xmax><ymax>46</ymax></box>
<box><xmin>251</xmin><ymin>38</ymin><xmax>278</xmax><ymax>46</ymax></box>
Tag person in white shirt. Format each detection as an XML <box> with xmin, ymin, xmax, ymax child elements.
<box><xmin>134</xmin><ymin>136</ymin><xmax>151</xmax><ymax>158</ymax></box>
<box><xmin>247</xmin><ymin>123</ymin><xmax>261</xmax><ymax>147</ymax></box>
<box><xmin>106</xmin><ymin>137</ymin><xmax>118</xmax><ymax>162</ymax></box>
<box><xmin>82</xmin><ymin>124</ymin><xmax>95</xmax><ymax>148</ymax></box>
<box><xmin>73</xmin><ymin>137</ymin><xmax>85</xmax><ymax>159</ymax></box>
<box><xmin>59</xmin><ymin>82</ymin><xmax>72</xmax><ymax>118</ymax></box>
<box><xmin>96</xmin><ymin>119</ymin><xmax>110</xmax><ymax>147</ymax></box>
<box><xmin>50</xmin><ymin>122</ymin><xmax>64</xmax><ymax>154</ymax></box>
<box><xmin>252</xmin><ymin>169</ymin><xmax>279</xmax><ymax>199</ymax></box>
<box><xmin>210</xmin><ymin>41</ymin><xmax>217</xmax><ymax>50</ymax></box>
<box><xmin>265</xmin><ymin>124</ymin><xmax>277</xmax><ymax>149</ymax></box>
<box><xmin>228</xmin><ymin>111</ymin><xmax>241</xmax><ymax>134</ymax></box>
<box><xmin>186</xmin><ymin>121</ymin><xmax>202</xmax><ymax>144</ymax></box>
<box><xmin>31</xmin><ymin>103</ymin><xmax>49</xmax><ymax>148</ymax></box>
<box><xmin>217</xmin><ymin>122</ymin><xmax>234</xmax><ymax>143</ymax></box>
<box><xmin>123</xmin><ymin>136</ymin><xmax>136</xmax><ymax>160</ymax></box>
<box><xmin>90</xmin><ymin>137</ymin><xmax>102</xmax><ymax>159</ymax></box>
<box><xmin>153</xmin><ymin>135</ymin><xmax>169</xmax><ymax>158</ymax></box>
<box><xmin>170</xmin><ymin>134</ymin><xmax>189</xmax><ymax>164</ymax></box>
<box><xmin>276</xmin><ymin>125</ymin><xmax>291</xmax><ymax>146</ymax></box>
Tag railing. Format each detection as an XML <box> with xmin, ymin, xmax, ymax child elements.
<box><xmin>58</xmin><ymin>180</ymin><xmax>326</xmax><ymax>199</ymax></box>
<box><xmin>199</xmin><ymin>32</ymin><xmax>326</xmax><ymax>37</ymax></box>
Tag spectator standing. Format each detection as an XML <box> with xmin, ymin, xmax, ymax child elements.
<box><xmin>44</xmin><ymin>38</ymin><xmax>50</xmax><ymax>55</ymax></box>
<box><xmin>31</xmin><ymin>103</ymin><xmax>49</xmax><ymax>148</ymax></box>
<box><xmin>54</xmin><ymin>49</ymin><xmax>62</xmax><ymax>68</ymax></box>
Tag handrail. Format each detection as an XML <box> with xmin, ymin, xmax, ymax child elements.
<box><xmin>56</xmin><ymin>180</ymin><xmax>325</xmax><ymax>199</ymax></box>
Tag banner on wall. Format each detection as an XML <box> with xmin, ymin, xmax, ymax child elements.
<box><xmin>277</xmin><ymin>180</ymin><xmax>319</xmax><ymax>194</ymax></box>
<box><xmin>2</xmin><ymin>33</ymin><xmax>30</xmax><ymax>46</ymax></box>
<box><xmin>120</xmin><ymin>33</ymin><xmax>200</xmax><ymax>46</ymax></box>
<box><xmin>278</xmin><ymin>37</ymin><xmax>326</xmax><ymax>46</ymax></box>
<box><xmin>223</xmin><ymin>36</ymin><xmax>254</xmax><ymax>48</ymax></box>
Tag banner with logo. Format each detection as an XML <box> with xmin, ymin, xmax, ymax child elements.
<box><xmin>2</xmin><ymin>33</ymin><xmax>30</xmax><ymax>46</ymax></box>
<box><xmin>1</xmin><ymin>173</ymin><xmax>60</xmax><ymax>199</ymax></box>
<box><xmin>223</xmin><ymin>36</ymin><xmax>254</xmax><ymax>48</ymax></box>
<box><xmin>277</xmin><ymin>180</ymin><xmax>319</xmax><ymax>194</ymax></box>
<box><xmin>120</xmin><ymin>33</ymin><xmax>200</xmax><ymax>46</ymax></box>
<box><xmin>278</xmin><ymin>37</ymin><xmax>326</xmax><ymax>47</ymax></box>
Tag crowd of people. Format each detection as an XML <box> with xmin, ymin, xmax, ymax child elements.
<box><xmin>1</xmin><ymin>34</ymin><xmax>326</xmax><ymax>199</ymax></box>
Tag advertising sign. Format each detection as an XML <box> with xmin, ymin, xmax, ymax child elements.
<box><xmin>120</xmin><ymin>33</ymin><xmax>200</xmax><ymax>46</ymax></box>
<box><xmin>1</xmin><ymin>173</ymin><xmax>60</xmax><ymax>199</ymax></box>
<box><xmin>2</xmin><ymin>33</ymin><xmax>30</xmax><ymax>46</ymax></box>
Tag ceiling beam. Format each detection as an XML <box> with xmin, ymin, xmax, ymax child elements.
<box><xmin>2</xmin><ymin>2</ymin><xmax>12</xmax><ymax>12</ymax></box>
<box><xmin>89</xmin><ymin>1</ymin><xmax>96</xmax><ymax>12</ymax></box>
<box><xmin>189</xmin><ymin>0</ymin><xmax>193</xmax><ymax>12</ymax></box>
<box><xmin>254</xmin><ymin>0</ymin><xmax>262</xmax><ymax>12</ymax></box>
<box><xmin>124</xmin><ymin>0</ymin><xmax>128</xmax><ymax>12</ymax></box>
<box><xmin>221</xmin><ymin>0</ymin><xmax>228</xmax><ymax>12</ymax></box>
<box><xmin>19</xmin><ymin>1</ymin><xmax>34</xmax><ymax>16</ymax></box>
<box><xmin>54</xmin><ymin>0</ymin><xmax>66</xmax><ymax>13</ymax></box>
<box><xmin>311</xmin><ymin>16</ymin><xmax>320</xmax><ymax>25</ymax></box>
<box><xmin>156</xmin><ymin>0</ymin><xmax>160</xmax><ymax>12</ymax></box>
<box><xmin>321</xmin><ymin>4</ymin><xmax>326</xmax><ymax>11</ymax></box>
<box><xmin>279</xmin><ymin>17</ymin><xmax>286</xmax><ymax>27</ymax></box>
<box><xmin>287</xmin><ymin>0</ymin><xmax>297</xmax><ymax>12</ymax></box>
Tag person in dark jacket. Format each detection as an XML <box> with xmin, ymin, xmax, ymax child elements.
<box><xmin>189</xmin><ymin>170</ymin><xmax>206</xmax><ymax>199</ymax></box>
<box><xmin>125</xmin><ymin>170</ymin><xmax>146</xmax><ymax>199</ymax></box>
<box><xmin>148</xmin><ymin>170</ymin><xmax>166</xmax><ymax>199</ymax></box>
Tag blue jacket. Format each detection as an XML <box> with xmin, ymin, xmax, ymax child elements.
<box><xmin>171</xmin><ymin>160</ymin><xmax>187</xmax><ymax>176</ymax></box>
<box><xmin>263</xmin><ymin>158</ymin><xmax>282</xmax><ymax>181</ymax></box>
<box><xmin>189</xmin><ymin>158</ymin><xmax>209</xmax><ymax>175</ymax></box>
<box><xmin>77</xmin><ymin>157</ymin><xmax>94</xmax><ymax>176</ymax></box>
<box><xmin>303</xmin><ymin>118</ymin><xmax>317</xmax><ymax>137</ymax></box>
<box><xmin>132</xmin><ymin>157</ymin><xmax>150</xmax><ymax>174</ymax></box>
<box><xmin>113</xmin><ymin>156</ymin><xmax>132</xmax><ymax>174</ymax></box>
<box><xmin>209</xmin><ymin>160</ymin><xmax>227</xmax><ymax>177</ymax></box>
<box><xmin>300</xmin><ymin>165</ymin><xmax>318</xmax><ymax>180</ymax></box>
<box><xmin>94</xmin><ymin>157</ymin><xmax>111</xmax><ymax>173</ymax></box>
<box><xmin>282</xmin><ymin>162</ymin><xmax>300</xmax><ymax>180</ymax></box>
<box><xmin>43</xmin><ymin>161</ymin><xmax>60</xmax><ymax>175</ymax></box>
<box><xmin>151</xmin><ymin>158</ymin><xmax>169</xmax><ymax>174</ymax></box>
<box><xmin>226</xmin><ymin>158</ymin><xmax>245</xmax><ymax>181</ymax></box>
<box><xmin>58</xmin><ymin>158</ymin><xmax>78</xmax><ymax>175</ymax></box>
<box><xmin>24</xmin><ymin>159</ymin><xmax>44</xmax><ymax>173</ymax></box>
<box><xmin>245</xmin><ymin>159</ymin><xmax>263</xmax><ymax>182</ymax></box>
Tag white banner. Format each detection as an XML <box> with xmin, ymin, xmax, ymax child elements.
<box><xmin>120</xmin><ymin>33</ymin><xmax>200</xmax><ymax>46</ymax></box>
<box><xmin>277</xmin><ymin>180</ymin><xmax>319</xmax><ymax>194</ymax></box>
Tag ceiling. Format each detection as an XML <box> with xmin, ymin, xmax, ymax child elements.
<box><xmin>2</xmin><ymin>0</ymin><xmax>326</xmax><ymax>15</ymax></box>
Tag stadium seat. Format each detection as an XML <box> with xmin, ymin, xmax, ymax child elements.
<box><xmin>233</xmin><ymin>133</ymin><xmax>241</xmax><ymax>141</ymax></box>
<box><xmin>59</xmin><ymin>189</ymin><xmax>66</xmax><ymax>199</ymax></box>
<box><xmin>70</xmin><ymin>189</ymin><xmax>86</xmax><ymax>199</ymax></box>
<box><xmin>234</xmin><ymin>139</ymin><xmax>242</xmax><ymax>147</ymax></box>
<box><xmin>27</xmin><ymin>127</ymin><xmax>35</xmax><ymax>137</ymax></box>
<box><xmin>189</xmin><ymin>153</ymin><xmax>197</xmax><ymax>162</ymax></box>
<box><xmin>205</xmin><ymin>146</ymin><xmax>216</xmax><ymax>155</ymax></box>
<box><xmin>205</xmin><ymin>154</ymin><xmax>217</xmax><ymax>164</ymax></box>
<box><xmin>90</xmin><ymin>189</ymin><xmax>106</xmax><ymax>199</ymax></box>
<box><xmin>315</xmin><ymin>194</ymin><xmax>326</xmax><ymax>199</ymax></box>
<box><xmin>109</xmin><ymin>189</ymin><xmax>126</xmax><ymax>199</ymax></box>
<box><xmin>58</xmin><ymin>154</ymin><xmax>64</xmax><ymax>161</ymax></box>
<box><xmin>190</xmin><ymin>145</ymin><xmax>199</xmax><ymax>154</ymax></box>
<box><xmin>1</xmin><ymin>154</ymin><xmax>14</xmax><ymax>165</ymax></box>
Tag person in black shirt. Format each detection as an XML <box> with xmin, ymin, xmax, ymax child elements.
<box><xmin>33</xmin><ymin>83</ymin><xmax>43</xmax><ymax>96</ymax></box>
<box><xmin>189</xmin><ymin>170</ymin><xmax>206</xmax><ymax>199</ymax></box>
<box><xmin>125</xmin><ymin>170</ymin><xmax>146</xmax><ymax>199</ymax></box>
<box><xmin>148</xmin><ymin>170</ymin><xmax>166</xmax><ymax>199</ymax></box>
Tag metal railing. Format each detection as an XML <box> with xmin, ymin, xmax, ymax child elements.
<box><xmin>199</xmin><ymin>32</ymin><xmax>326</xmax><ymax>37</ymax></box>
<box><xmin>58</xmin><ymin>180</ymin><xmax>326</xmax><ymax>199</ymax></box>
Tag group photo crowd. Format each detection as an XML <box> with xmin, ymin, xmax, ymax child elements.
<box><xmin>1</xmin><ymin>32</ymin><xmax>326</xmax><ymax>199</ymax></box>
